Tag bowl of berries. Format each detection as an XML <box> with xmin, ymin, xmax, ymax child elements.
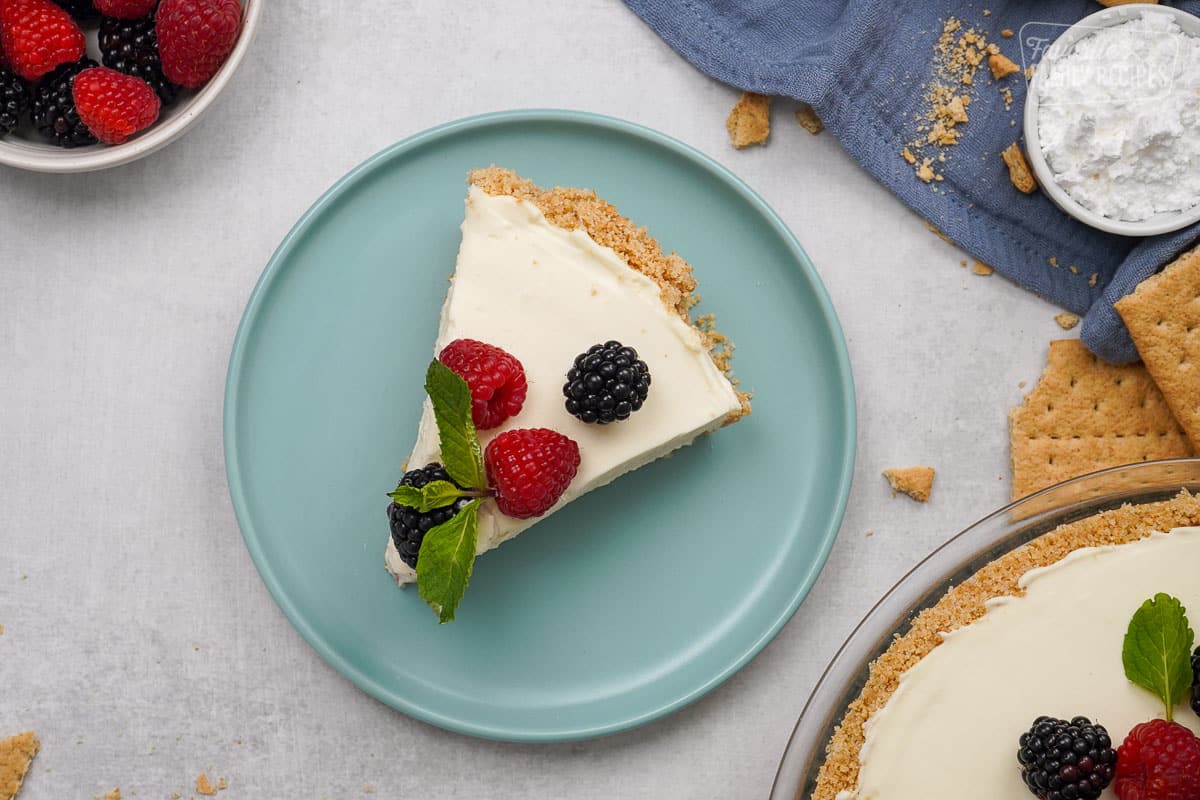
<box><xmin>771</xmin><ymin>457</ymin><xmax>1200</xmax><ymax>800</ymax></box>
<box><xmin>0</xmin><ymin>0</ymin><xmax>259</xmax><ymax>172</ymax></box>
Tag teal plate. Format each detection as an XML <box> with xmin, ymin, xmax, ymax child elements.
<box><xmin>224</xmin><ymin>110</ymin><xmax>856</xmax><ymax>742</ymax></box>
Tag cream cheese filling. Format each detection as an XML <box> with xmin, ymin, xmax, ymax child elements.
<box><xmin>385</xmin><ymin>187</ymin><xmax>742</xmax><ymax>584</ymax></box>
<box><xmin>841</xmin><ymin>527</ymin><xmax>1200</xmax><ymax>799</ymax></box>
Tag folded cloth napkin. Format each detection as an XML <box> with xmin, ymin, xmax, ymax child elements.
<box><xmin>623</xmin><ymin>0</ymin><xmax>1200</xmax><ymax>363</ymax></box>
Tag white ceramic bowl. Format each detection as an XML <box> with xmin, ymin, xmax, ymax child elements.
<box><xmin>0</xmin><ymin>0</ymin><xmax>260</xmax><ymax>173</ymax></box>
<box><xmin>1023</xmin><ymin>5</ymin><xmax>1200</xmax><ymax>237</ymax></box>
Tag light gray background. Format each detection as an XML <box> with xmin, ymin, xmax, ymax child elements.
<box><xmin>2</xmin><ymin>3</ymin><xmax>1066</xmax><ymax>797</ymax></box>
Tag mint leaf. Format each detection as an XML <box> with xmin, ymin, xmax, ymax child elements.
<box><xmin>388</xmin><ymin>480</ymin><xmax>473</xmax><ymax>513</ymax></box>
<box><xmin>424</xmin><ymin>360</ymin><xmax>485</xmax><ymax>489</ymax></box>
<box><xmin>388</xmin><ymin>485</ymin><xmax>424</xmax><ymax>508</ymax></box>
<box><xmin>416</xmin><ymin>499</ymin><xmax>481</xmax><ymax>623</ymax></box>
<box><xmin>1122</xmin><ymin>593</ymin><xmax>1195</xmax><ymax>721</ymax></box>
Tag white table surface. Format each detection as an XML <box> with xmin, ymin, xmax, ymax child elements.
<box><xmin>1</xmin><ymin>2</ymin><xmax>1068</xmax><ymax>797</ymax></box>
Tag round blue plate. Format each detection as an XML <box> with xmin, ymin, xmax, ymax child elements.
<box><xmin>224</xmin><ymin>110</ymin><xmax>855</xmax><ymax>741</ymax></box>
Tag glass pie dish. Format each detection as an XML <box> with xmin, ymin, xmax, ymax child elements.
<box><xmin>770</xmin><ymin>458</ymin><xmax>1200</xmax><ymax>800</ymax></box>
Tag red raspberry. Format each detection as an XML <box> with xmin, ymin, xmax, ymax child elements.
<box><xmin>72</xmin><ymin>67</ymin><xmax>160</xmax><ymax>144</ymax></box>
<box><xmin>155</xmin><ymin>0</ymin><xmax>241</xmax><ymax>88</ymax></box>
<box><xmin>0</xmin><ymin>0</ymin><xmax>85</xmax><ymax>81</ymax></box>
<box><xmin>94</xmin><ymin>0</ymin><xmax>156</xmax><ymax>18</ymax></box>
<box><xmin>1115</xmin><ymin>719</ymin><xmax>1200</xmax><ymax>800</ymax></box>
<box><xmin>484</xmin><ymin>428</ymin><xmax>581</xmax><ymax>519</ymax></box>
<box><xmin>438</xmin><ymin>339</ymin><xmax>528</xmax><ymax>430</ymax></box>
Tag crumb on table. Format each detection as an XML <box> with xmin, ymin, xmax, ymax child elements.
<box><xmin>726</xmin><ymin>92</ymin><xmax>771</xmax><ymax>148</ymax></box>
<box><xmin>882</xmin><ymin>467</ymin><xmax>936</xmax><ymax>502</ymax></box>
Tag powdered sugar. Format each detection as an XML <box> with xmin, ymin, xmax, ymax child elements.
<box><xmin>1036</xmin><ymin>11</ymin><xmax>1200</xmax><ymax>222</ymax></box>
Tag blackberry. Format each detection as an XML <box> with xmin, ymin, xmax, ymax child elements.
<box><xmin>0</xmin><ymin>69</ymin><xmax>30</xmax><ymax>137</ymax></box>
<box><xmin>1192</xmin><ymin>645</ymin><xmax>1200</xmax><ymax>718</ymax></box>
<box><xmin>1017</xmin><ymin>716</ymin><xmax>1116</xmax><ymax>800</ymax></box>
<box><xmin>51</xmin><ymin>0</ymin><xmax>100</xmax><ymax>25</ymax></box>
<box><xmin>387</xmin><ymin>463</ymin><xmax>473</xmax><ymax>569</ymax></box>
<box><xmin>31</xmin><ymin>57</ymin><xmax>99</xmax><ymax>148</ymax></box>
<box><xmin>98</xmin><ymin>12</ymin><xmax>179</xmax><ymax>106</ymax></box>
<box><xmin>562</xmin><ymin>340</ymin><xmax>651</xmax><ymax>424</ymax></box>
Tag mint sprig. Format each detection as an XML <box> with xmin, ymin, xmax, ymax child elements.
<box><xmin>1122</xmin><ymin>593</ymin><xmax>1195</xmax><ymax>722</ymax></box>
<box><xmin>389</xmin><ymin>480</ymin><xmax>484</xmax><ymax>513</ymax></box>
<box><xmin>424</xmin><ymin>360</ymin><xmax>485</xmax><ymax>489</ymax></box>
<box><xmin>417</xmin><ymin>499</ymin><xmax>481</xmax><ymax>623</ymax></box>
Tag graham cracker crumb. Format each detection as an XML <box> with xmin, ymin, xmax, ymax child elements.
<box><xmin>795</xmin><ymin>104</ymin><xmax>824</xmax><ymax>135</ymax></box>
<box><xmin>0</xmin><ymin>732</ymin><xmax>39</xmax><ymax>800</ymax></box>
<box><xmin>196</xmin><ymin>773</ymin><xmax>215</xmax><ymax>796</ymax></box>
<box><xmin>1116</xmin><ymin>244</ymin><xmax>1200</xmax><ymax>449</ymax></box>
<box><xmin>812</xmin><ymin>492</ymin><xmax>1200</xmax><ymax>800</ymax></box>
<box><xmin>1054</xmin><ymin>312</ymin><xmax>1080</xmax><ymax>330</ymax></box>
<box><xmin>1049</xmin><ymin>256</ymin><xmax>1059</xmax><ymax>267</ymax></box>
<box><xmin>102</xmin><ymin>790</ymin><xmax>121</xmax><ymax>800</ymax></box>
<box><xmin>1089</xmin><ymin>272</ymin><xmax>1099</xmax><ymax>287</ymax></box>
<box><xmin>1002</xmin><ymin>142</ymin><xmax>1038</xmax><ymax>193</ymax></box>
<box><xmin>0</xmin><ymin>625</ymin><xmax>4</xmax><ymax>635</ymax></box>
<box><xmin>982</xmin><ymin>7</ymin><xmax>991</xmax><ymax>15</ymax></box>
<box><xmin>882</xmin><ymin>467</ymin><xmax>935</xmax><ymax>502</ymax></box>
<box><xmin>467</xmin><ymin>167</ymin><xmax>750</xmax><ymax>422</ymax></box>
<box><xmin>216</xmin><ymin>778</ymin><xmax>227</xmax><ymax>791</ymax></box>
<box><xmin>171</xmin><ymin>793</ymin><xmax>181</xmax><ymax>799</ymax></box>
<box><xmin>1070</xmin><ymin>264</ymin><xmax>1080</xmax><ymax>275</ymax></box>
<box><xmin>971</xmin><ymin>261</ymin><xmax>993</xmax><ymax>276</ymax></box>
<box><xmin>1008</xmin><ymin>339</ymin><xmax>1192</xmax><ymax>499</ymax></box>
<box><xmin>988</xmin><ymin>52</ymin><xmax>1020</xmax><ymax>79</ymax></box>
<box><xmin>903</xmin><ymin>17</ymin><xmax>993</xmax><ymax>178</ymax></box>
<box><xmin>726</xmin><ymin>92</ymin><xmax>770</xmax><ymax>148</ymax></box>
<box><xmin>1001</xmin><ymin>28</ymin><xmax>1014</xmax><ymax>37</ymax></box>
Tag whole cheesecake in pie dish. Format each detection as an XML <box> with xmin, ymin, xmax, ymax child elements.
<box><xmin>384</xmin><ymin>167</ymin><xmax>749</xmax><ymax>620</ymax></box>
<box><xmin>807</xmin><ymin>490</ymin><xmax>1200</xmax><ymax>800</ymax></box>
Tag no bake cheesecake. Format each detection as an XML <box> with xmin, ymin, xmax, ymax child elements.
<box><xmin>384</xmin><ymin>167</ymin><xmax>749</xmax><ymax>615</ymax></box>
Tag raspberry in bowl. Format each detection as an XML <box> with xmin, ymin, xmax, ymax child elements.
<box><xmin>0</xmin><ymin>0</ymin><xmax>260</xmax><ymax>172</ymax></box>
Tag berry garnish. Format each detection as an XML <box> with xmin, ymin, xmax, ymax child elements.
<box><xmin>1017</xmin><ymin>716</ymin><xmax>1116</xmax><ymax>800</ymax></box>
<box><xmin>438</xmin><ymin>338</ymin><xmax>527</xmax><ymax>430</ymax></box>
<box><xmin>0</xmin><ymin>67</ymin><xmax>30</xmax><ymax>136</ymax></box>
<box><xmin>30</xmin><ymin>56</ymin><xmax>98</xmax><ymax>147</ymax></box>
<box><xmin>71</xmin><ymin>65</ymin><xmax>159</xmax><ymax>144</ymax></box>
<box><xmin>99</xmin><ymin>12</ymin><xmax>179</xmax><ymax>105</ymax></box>
<box><xmin>1192</xmin><ymin>646</ymin><xmax>1199</xmax><ymax>719</ymax></box>
<box><xmin>563</xmin><ymin>340</ymin><xmax>651</xmax><ymax>424</ymax></box>
<box><xmin>1114</xmin><ymin>719</ymin><xmax>1200</xmax><ymax>800</ymax></box>
<box><xmin>387</xmin><ymin>463</ymin><xmax>475</xmax><ymax>570</ymax></box>
<box><xmin>155</xmin><ymin>0</ymin><xmax>241</xmax><ymax>88</ymax></box>
<box><xmin>0</xmin><ymin>0</ymin><xmax>86</xmax><ymax>81</ymax></box>
<box><xmin>484</xmin><ymin>428</ymin><xmax>580</xmax><ymax>519</ymax></box>
<box><xmin>94</xmin><ymin>0</ymin><xmax>156</xmax><ymax>18</ymax></box>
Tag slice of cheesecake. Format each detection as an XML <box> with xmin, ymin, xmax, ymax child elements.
<box><xmin>385</xmin><ymin>167</ymin><xmax>750</xmax><ymax>586</ymax></box>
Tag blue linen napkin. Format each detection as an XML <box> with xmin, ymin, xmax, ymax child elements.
<box><xmin>623</xmin><ymin>0</ymin><xmax>1200</xmax><ymax>363</ymax></box>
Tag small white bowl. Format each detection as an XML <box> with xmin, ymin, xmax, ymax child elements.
<box><xmin>1023</xmin><ymin>4</ymin><xmax>1200</xmax><ymax>237</ymax></box>
<box><xmin>0</xmin><ymin>0</ymin><xmax>260</xmax><ymax>174</ymax></box>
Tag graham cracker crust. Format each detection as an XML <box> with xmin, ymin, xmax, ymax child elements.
<box><xmin>467</xmin><ymin>166</ymin><xmax>751</xmax><ymax>422</ymax></box>
<box><xmin>812</xmin><ymin>491</ymin><xmax>1200</xmax><ymax>800</ymax></box>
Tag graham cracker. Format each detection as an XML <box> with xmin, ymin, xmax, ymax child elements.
<box><xmin>0</xmin><ymin>733</ymin><xmax>38</xmax><ymax>800</ymax></box>
<box><xmin>795</xmin><ymin>104</ymin><xmax>824</xmax><ymax>135</ymax></box>
<box><xmin>196</xmin><ymin>773</ymin><xmax>216</xmax><ymax>795</ymax></box>
<box><xmin>882</xmin><ymin>467</ymin><xmax>935</xmax><ymax>502</ymax></box>
<box><xmin>1002</xmin><ymin>142</ymin><xmax>1038</xmax><ymax>194</ymax></box>
<box><xmin>812</xmin><ymin>492</ymin><xmax>1200</xmax><ymax>800</ymax></box>
<box><xmin>1116</xmin><ymin>245</ymin><xmax>1200</xmax><ymax>450</ymax></box>
<box><xmin>988</xmin><ymin>53</ymin><xmax>1020</xmax><ymax>79</ymax></box>
<box><xmin>1054</xmin><ymin>312</ymin><xmax>1080</xmax><ymax>330</ymax></box>
<box><xmin>1009</xmin><ymin>339</ymin><xmax>1192</xmax><ymax>499</ymax></box>
<box><xmin>726</xmin><ymin>92</ymin><xmax>770</xmax><ymax>148</ymax></box>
